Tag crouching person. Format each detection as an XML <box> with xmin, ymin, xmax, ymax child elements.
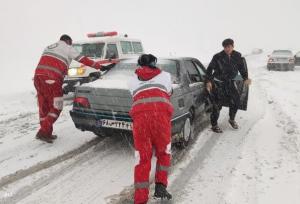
<box><xmin>128</xmin><ymin>54</ymin><xmax>173</xmax><ymax>204</ymax></box>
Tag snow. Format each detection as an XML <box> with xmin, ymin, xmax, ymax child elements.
<box><xmin>84</xmin><ymin>79</ymin><xmax>130</xmax><ymax>90</ymax></box>
<box><xmin>0</xmin><ymin>53</ymin><xmax>300</xmax><ymax>203</ymax></box>
<box><xmin>167</xmin><ymin>54</ymin><xmax>300</xmax><ymax>204</ymax></box>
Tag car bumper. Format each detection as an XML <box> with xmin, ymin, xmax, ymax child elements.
<box><xmin>295</xmin><ymin>58</ymin><xmax>300</xmax><ymax>66</ymax></box>
<box><xmin>70</xmin><ymin>109</ymin><xmax>188</xmax><ymax>139</ymax></box>
<box><xmin>70</xmin><ymin>109</ymin><xmax>133</xmax><ymax>134</ymax></box>
<box><xmin>63</xmin><ymin>77</ymin><xmax>90</xmax><ymax>94</ymax></box>
<box><xmin>267</xmin><ymin>63</ymin><xmax>294</xmax><ymax>70</ymax></box>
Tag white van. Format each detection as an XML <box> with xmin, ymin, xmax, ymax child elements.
<box><xmin>63</xmin><ymin>31</ymin><xmax>144</xmax><ymax>94</ymax></box>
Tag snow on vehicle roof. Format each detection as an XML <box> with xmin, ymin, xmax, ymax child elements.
<box><xmin>272</xmin><ymin>50</ymin><xmax>292</xmax><ymax>54</ymax></box>
<box><xmin>74</xmin><ymin>36</ymin><xmax>142</xmax><ymax>44</ymax></box>
<box><xmin>271</xmin><ymin>50</ymin><xmax>293</xmax><ymax>56</ymax></box>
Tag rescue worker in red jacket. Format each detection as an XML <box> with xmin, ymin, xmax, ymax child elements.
<box><xmin>34</xmin><ymin>34</ymin><xmax>115</xmax><ymax>143</ymax></box>
<box><xmin>129</xmin><ymin>54</ymin><xmax>173</xmax><ymax>204</ymax></box>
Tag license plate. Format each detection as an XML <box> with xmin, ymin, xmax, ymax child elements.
<box><xmin>96</xmin><ymin>119</ymin><xmax>132</xmax><ymax>130</ymax></box>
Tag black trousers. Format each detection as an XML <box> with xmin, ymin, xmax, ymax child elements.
<box><xmin>210</xmin><ymin>80</ymin><xmax>240</xmax><ymax>126</ymax></box>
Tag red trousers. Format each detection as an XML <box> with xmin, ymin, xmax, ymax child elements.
<box><xmin>34</xmin><ymin>75</ymin><xmax>63</xmax><ymax>136</ymax></box>
<box><xmin>132</xmin><ymin>111</ymin><xmax>172</xmax><ymax>204</ymax></box>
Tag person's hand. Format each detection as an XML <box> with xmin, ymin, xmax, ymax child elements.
<box><xmin>101</xmin><ymin>63</ymin><xmax>116</xmax><ymax>72</ymax></box>
<box><xmin>206</xmin><ymin>81</ymin><xmax>213</xmax><ymax>92</ymax></box>
<box><xmin>93</xmin><ymin>62</ymin><xmax>102</xmax><ymax>70</ymax></box>
<box><xmin>244</xmin><ymin>78</ymin><xmax>252</xmax><ymax>86</ymax></box>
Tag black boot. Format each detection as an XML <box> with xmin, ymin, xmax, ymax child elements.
<box><xmin>154</xmin><ymin>183</ymin><xmax>172</xmax><ymax>200</ymax></box>
<box><xmin>228</xmin><ymin>120</ymin><xmax>239</xmax><ymax>129</ymax></box>
<box><xmin>212</xmin><ymin>125</ymin><xmax>223</xmax><ymax>133</ymax></box>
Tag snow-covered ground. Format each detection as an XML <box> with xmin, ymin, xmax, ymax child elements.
<box><xmin>0</xmin><ymin>53</ymin><xmax>300</xmax><ymax>204</ymax></box>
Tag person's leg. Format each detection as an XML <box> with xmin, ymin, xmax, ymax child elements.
<box><xmin>152</xmin><ymin>112</ymin><xmax>171</xmax><ymax>186</ymax></box>
<box><xmin>40</xmin><ymin>79</ymin><xmax>63</xmax><ymax>136</ymax></box>
<box><xmin>151</xmin><ymin>112</ymin><xmax>172</xmax><ymax>200</ymax></box>
<box><xmin>34</xmin><ymin>76</ymin><xmax>49</xmax><ymax>131</ymax></box>
<box><xmin>133</xmin><ymin>114</ymin><xmax>152</xmax><ymax>204</ymax></box>
<box><xmin>211</xmin><ymin>104</ymin><xmax>222</xmax><ymax>127</ymax></box>
<box><xmin>228</xmin><ymin>82</ymin><xmax>240</xmax><ymax>129</ymax></box>
<box><xmin>229</xmin><ymin>102</ymin><xmax>238</xmax><ymax>121</ymax></box>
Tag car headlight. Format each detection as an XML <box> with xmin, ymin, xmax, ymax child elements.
<box><xmin>68</xmin><ymin>67</ymin><xmax>86</xmax><ymax>76</ymax></box>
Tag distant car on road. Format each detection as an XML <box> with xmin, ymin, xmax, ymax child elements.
<box><xmin>294</xmin><ymin>51</ymin><xmax>300</xmax><ymax>66</ymax></box>
<box><xmin>69</xmin><ymin>57</ymin><xmax>249</xmax><ymax>148</ymax></box>
<box><xmin>267</xmin><ymin>50</ymin><xmax>295</xmax><ymax>71</ymax></box>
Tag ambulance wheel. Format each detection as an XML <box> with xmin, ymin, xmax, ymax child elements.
<box><xmin>176</xmin><ymin>116</ymin><xmax>192</xmax><ymax>149</ymax></box>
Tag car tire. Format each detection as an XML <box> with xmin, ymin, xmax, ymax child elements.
<box><xmin>175</xmin><ymin>115</ymin><xmax>193</xmax><ymax>149</ymax></box>
<box><xmin>93</xmin><ymin>130</ymin><xmax>106</xmax><ymax>138</ymax></box>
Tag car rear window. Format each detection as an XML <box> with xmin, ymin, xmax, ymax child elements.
<box><xmin>103</xmin><ymin>59</ymin><xmax>179</xmax><ymax>83</ymax></box>
<box><xmin>272</xmin><ymin>50</ymin><xmax>292</xmax><ymax>56</ymax></box>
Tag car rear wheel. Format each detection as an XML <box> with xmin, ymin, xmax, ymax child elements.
<box><xmin>176</xmin><ymin>115</ymin><xmax>193</xmax><ymax>149</ymax></box>
<box><xmin>93</xmin><ymin>130</ymin><xmax>106</xmax><ymax>138</ymax></box>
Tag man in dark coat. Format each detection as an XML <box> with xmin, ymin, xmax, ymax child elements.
<box><xmin>206</xmin><ymin>38</ymin><xmax>252</xmax><ymax>133</ymax></box>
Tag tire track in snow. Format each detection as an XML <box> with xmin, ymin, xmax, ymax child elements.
<box><xmin>1</xmin><ymin>135</ymin><xmax>134</xmax><ymax>204</ymax></box>
<box><xmin>0</xmin><ymin>137</ymin><xmax>102</xmax><ymax>190</ymax></box>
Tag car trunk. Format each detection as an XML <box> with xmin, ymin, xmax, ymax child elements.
<box><xmin>271</xmin><ymin>55</ymin><xmax>291</xmax><ymax>63</ymax></box>
<box><xmin>76</xmin><ymin>84</ymin><xmax>132</xmax><ymax>114</ymax></box>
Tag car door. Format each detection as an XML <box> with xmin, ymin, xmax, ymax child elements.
<box><xmin>184</xmin><ymin>60</ymin><xmax>205</xmax><ymax>116</ymax></box>
<box><xmin>233</xmin><ymin>57</ymin><xmax>249</xmax><ymax>110</ymax></box>
<box><xmin>191</xmin><ymin>59</ymin><xmax>211</xmax><ymax>113</ymax></box>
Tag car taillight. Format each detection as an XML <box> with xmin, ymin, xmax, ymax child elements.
<box><xmin>73</xmin><ymin>97</ymin><xmax>91</xmax><ymax>108</ymax></box>
<box><xmin>87</xmin><ymin>31</ymin><xmax>118</xmax><ymax>38</ymax></box>
<box><xmin>268</xmin><ymin>58</ymin><xmax>274</xmax><ymax>63</ymax></box>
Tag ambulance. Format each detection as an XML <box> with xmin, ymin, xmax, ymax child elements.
<box><xmin>63</xmin><ymin>31</ymin><xmax>144</xmax><ymax>94</ymax></box>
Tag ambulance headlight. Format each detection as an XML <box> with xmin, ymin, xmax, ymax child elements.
<box><xmin>77</xmin><ymin>67</ymin><xmax>86</xmax><ymax>75</ymax></box>
<box><xmin>68</xmin><ymin>68</ymin><xmax>86</xmax><ymax>76</ymax></box>
<box><xmin>68</xmin><ymin>68</ymin><xmax>78</xmax><ymax>76</ymax></box>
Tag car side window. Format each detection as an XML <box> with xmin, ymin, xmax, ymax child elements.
<box><xmin>184</xmin><ymin>60</ymin><xmax>202</xmax><ymax>83</ymax></box>
<box><xmin>192</xmin><ymin>61</ymin><xmax>206</xmax><ymax>81</ymax></box>
<box><xmin>120</xmin><ymin>41</ymin><xmax>133</xmax><ymax>54</ymax></box>
<box><xmin>106</xmin><ymin>44</ymin><xmax>118</xmax><ymax>59</ymax></box>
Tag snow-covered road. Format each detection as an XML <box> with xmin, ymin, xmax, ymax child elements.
<box><xmin>0</xmin><ymin>54</ymin><xmax>300</xmax><ymax>204</ymax></box>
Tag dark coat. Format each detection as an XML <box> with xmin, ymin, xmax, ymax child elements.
<box><xmin>206</xmin><ymin>50</ymin><xmax>248</xmax><ymax>82</ymax></box>
<box><xmin>206</xmin><ymin>50</ymin><xmax>248</xmax><ymax>110</ymax></box>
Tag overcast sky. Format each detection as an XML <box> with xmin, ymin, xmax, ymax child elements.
<box><xmin>0</xmin><ymin>0</ymin><xmax>299</xmax><ymax>94</ymax></box>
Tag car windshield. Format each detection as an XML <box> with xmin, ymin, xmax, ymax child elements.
<box><xmin>272</xmin><ymin>50</ymin><xmax>292</xmax><ymax>56</ymax></box>
<box><xmin>103</xmin><ymin>59</ymin><xmax>179</xmax><ymax>83</ymax></box>
<box><xmin>73</xmin><ymin>43</ymin><xmax>105</xmax><ymax>58</ymax></box>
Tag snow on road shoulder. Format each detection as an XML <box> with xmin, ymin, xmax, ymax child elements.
<box><xmin>0</xmin><ymin>93</ymin><xmax>97</xmax><ymax>187</ymax></box>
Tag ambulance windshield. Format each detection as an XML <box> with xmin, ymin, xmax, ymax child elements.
<box><xmin>73</xmin><ymin>43</ymin><xmax>105</xmax><ymax>58</ymax></box>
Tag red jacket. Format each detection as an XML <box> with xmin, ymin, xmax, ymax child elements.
<box><xmin>129</xmin><ymin>66</ymin><xmax>174</xmax><ymax>117</ymax></box>
<box><xmin>35</xmin><ymin>40</ymin><xmax>101</xmax><ymax>81</ymax></box>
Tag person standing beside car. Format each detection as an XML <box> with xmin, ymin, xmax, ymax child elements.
<box><xmin>129</xmin><ymin>54</ymin><xmax>173</xmax><ymax>204</ymax></box>
<box><xmin>34</xmin><ymin>34</ymin><xmax>115</xmax><ymax>143</ymax></box>
<box><xmin>206</xmin><ymin>38</ymin><xmax>252</xmax><ymax>133</ymax></box>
